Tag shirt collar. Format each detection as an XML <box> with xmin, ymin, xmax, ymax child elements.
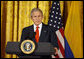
<box><xmin>34</xmin><ymin>23</ymin><xmax>42</xmax><ymax>29</ymax></box>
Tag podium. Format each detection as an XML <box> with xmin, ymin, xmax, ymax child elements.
<box><xmin>5</xmin><ymin>42</ymin><xmax>55</xmax><ymax>58</ymax></box>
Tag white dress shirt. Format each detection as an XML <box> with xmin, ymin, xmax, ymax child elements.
<box><xmin>33</xmin><ymin>23</ymin><xmax>42</xmax><ymax>37</ymax></box>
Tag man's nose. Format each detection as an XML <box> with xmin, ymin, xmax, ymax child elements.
<box><xmin>36</xmin><ymin>16</ymin><xmax>39</xmax><ymax>19</ymax></box>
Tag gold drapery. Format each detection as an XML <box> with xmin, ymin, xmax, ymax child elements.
<box><xmin>1</xmin><ymin>1</ymin><xmax>83</xmax><ymax>58</ymax></box>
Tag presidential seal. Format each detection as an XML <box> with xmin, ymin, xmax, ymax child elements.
<box><xmin>20</xmin><ymin>40</ymin><xmax>35</xmax><ymax>54</ymax></box>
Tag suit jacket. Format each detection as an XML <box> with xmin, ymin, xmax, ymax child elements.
<box><xmin>20</xmin><ymin>23</ymin><xmax>59</xmax><ymax>49</ymax></box>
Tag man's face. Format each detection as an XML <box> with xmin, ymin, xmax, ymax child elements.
<box><xmin>31</xmin><ymin>11</ymin><xmax>43</xmax><ymax>26</ymax></box>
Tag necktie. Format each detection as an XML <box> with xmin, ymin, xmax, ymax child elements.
<box><xmin>35</xmin><ymin>26</ymin><xmax>39</xmax><ymax>43</ymax></box>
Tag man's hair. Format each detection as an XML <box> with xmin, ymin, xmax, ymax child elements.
<box><xmin>31</xmin><ymin>8</ymin><xmax>43</xmax><ymax>17</ymax></box>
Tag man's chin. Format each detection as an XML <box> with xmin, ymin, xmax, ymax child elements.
<box><xmin>35</xmin><ymin>23</ymin><xmax>41</xmax><ymax>25</ymax></box>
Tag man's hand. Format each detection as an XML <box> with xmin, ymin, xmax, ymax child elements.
<box><xmin>54</xmin><ymin>47</ymin><xmax>58</xmax><ymax>55</ymax></box>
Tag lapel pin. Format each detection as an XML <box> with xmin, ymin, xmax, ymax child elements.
<box><xmin>44</xmin><ymin>31</ymin><xmax>46</xmax><ymax>32</ymax></box>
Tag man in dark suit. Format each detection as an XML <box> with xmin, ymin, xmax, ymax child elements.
<box><xmin>20</xmin><ymin>8</ymin><xmax>59</xmax><ymax>58</ymax></box>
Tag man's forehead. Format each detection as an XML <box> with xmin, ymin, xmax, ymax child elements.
<box><xmin>33</xmin><ymin>11</ymin><xmax>42</xmax><ymax>13</ymax></box>
<box><xmin>32</xmin><ymin>11</ymin><xmax>42</xmax><ymax>15</ymax></box>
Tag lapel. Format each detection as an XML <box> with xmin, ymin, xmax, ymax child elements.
<box><xmin>29</xmin><ymin>25</ymin><xmax>34</xmax><ymax>32</ymax></box>
<box><xmin>39</xmin><ymin>23</ymin><xmax>47</xmax><ymax>42</ymax></box>
<box><xmin>28</xmin><ymin>25</ymin><xmax>35</xmax><ymax>39</ymax></box>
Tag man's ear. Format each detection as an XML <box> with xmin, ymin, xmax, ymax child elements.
<box><xmin>42</xmin><ymin>16</ymin><xmax>44</xmax><ymax>19</ymax></box>
<box><xmin>30</xmin><ymin>16</ymin><xmax>33</xmax><ymax>21</ymax></box>
<box><xmin>30</xmin><ymin>16</ymin><xmax>32</xmax><ymax>19</ymax></box>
